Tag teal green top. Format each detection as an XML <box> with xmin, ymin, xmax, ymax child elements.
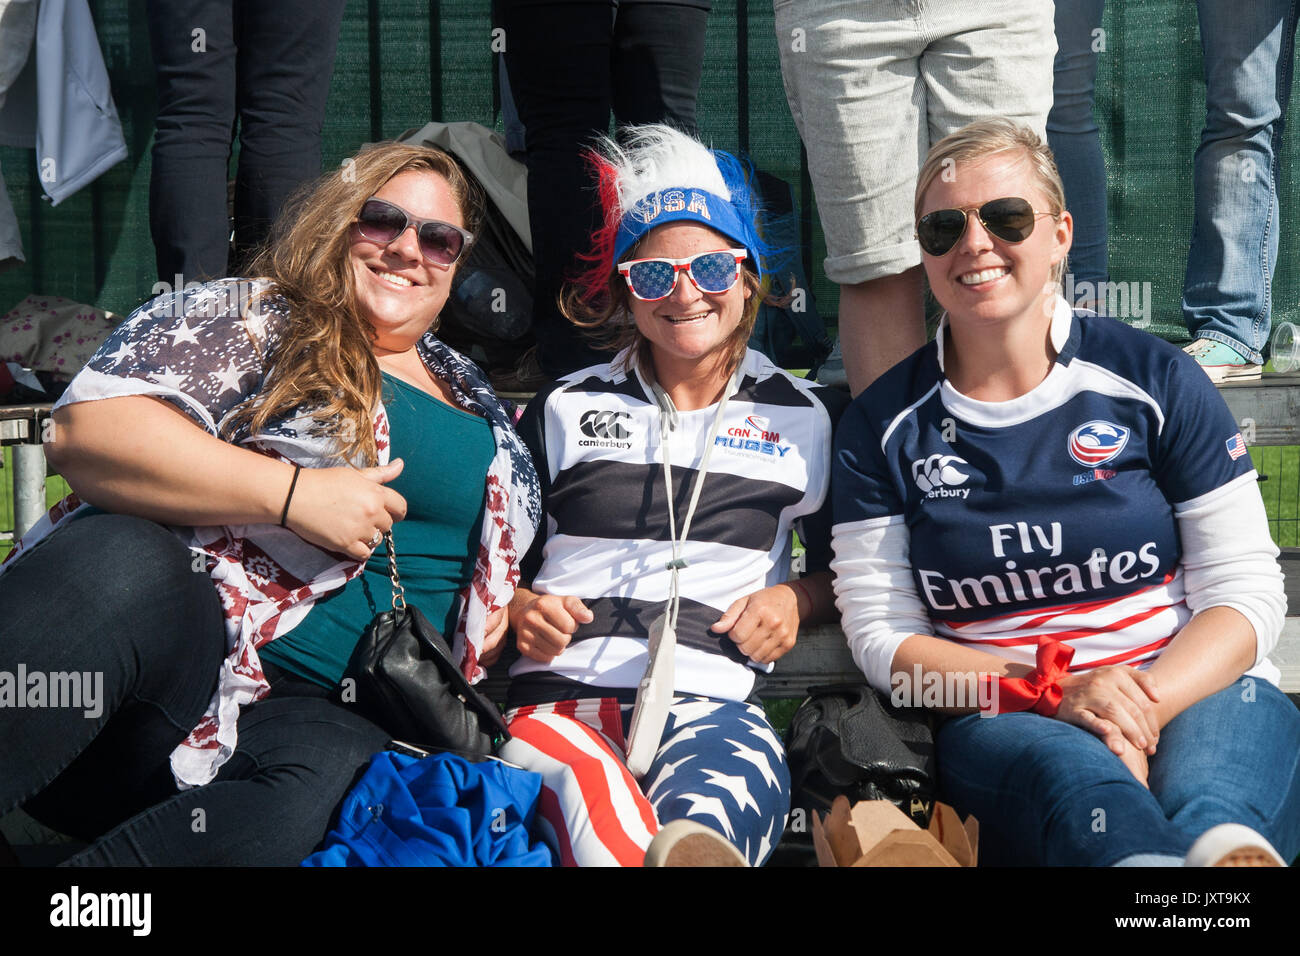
<box><xmin>260</xmin><ymin>372</ymin><xmax>494</xmax><ymax>688</ymax></box>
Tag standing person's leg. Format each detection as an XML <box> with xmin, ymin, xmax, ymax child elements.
<box><xmin>501</xmin><ymin>1</ymin><xmax>618</xmax><ymax>382</ymax></box>
<box><xmin>937</xmin><ymin>712</ymin><xmax>1190</xmax><ymax>866</ymax></box>
<box><xmin>146</xmin><ymin>0</ymin><xmax>238</xmax><ymax>283</ymax></box>
<box><xmin>1182</xmin><ymin>0</ymin><xmax>1297</xmax><ymax>380</ymax></box>
<box><xmin>1048</xmin><ymin>0</ymin><xmax>1109</xmax><ymax>303</ymax></box>
<box><xmin>231</xmin><ymin>0</ymin><xmax>347</xmax><ymax>272</ymax></box>
<box><xmin>610</xmin><ymin>1</ymin><xmax>711</xmax><ymax>130</ymax></box>
<box><xmin>0</xmin><ymin>514</ymin><xmax>226</xmax><ymax>837</ymax></box>
<box><xmin>772</xmin><ymin>1</ymin><xmax>928</xmax><ymax>395</ymax></box>
<box><xmin>641</xmin><ymin>696</ymin><xmax>790</xmax><ymax>866</ymax></box>
<box><xmin>1148</xmin><ymin>677</ymin><xmax>1300</xmax><ymax>863</ymax></box>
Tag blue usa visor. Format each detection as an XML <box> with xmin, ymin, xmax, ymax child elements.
<box><xmin>613</xmin><ymin>187</ymin><xmax>755</xmax><ymax>265</ymax></box>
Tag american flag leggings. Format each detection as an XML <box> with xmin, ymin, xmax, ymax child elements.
<box><xmin>501</xmin><ymin>695</ymin><xmax>791</xmax><ymax>866</ymax></box>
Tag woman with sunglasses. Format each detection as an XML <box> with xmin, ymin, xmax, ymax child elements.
<box><xmin>0</xmin><ymin>141</ymin><xmax>539</xmax><ymax>864</ymax></box>
<box><xmin>831</xmin><ymin>118</ymin><xmax>1298</xmax><ymax>866</ymax></box>
<box><xmin>501</xmin><ymin>125</ymin><xmax>844</xmax><ymax>866</ymax></box>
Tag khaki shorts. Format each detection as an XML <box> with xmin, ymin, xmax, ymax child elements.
<box><xmin>774</xmin><ymin>0</ymin><xmax>1055</xmax><ymax>285</ymax></box>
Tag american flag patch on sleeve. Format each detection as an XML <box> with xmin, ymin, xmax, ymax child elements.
<box><xmin>1225</xmin><ymin>432</ymin><xmax>1248</xmax><ymax>460</ymax></box>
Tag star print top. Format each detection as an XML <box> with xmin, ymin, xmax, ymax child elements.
<box><xmin>1</xmin><ymin>278</ymin><xmax>540</xmax><ymax>787</ymax></box>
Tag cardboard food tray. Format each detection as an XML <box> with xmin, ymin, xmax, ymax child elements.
<box><xmin>811</xmin><ymin>796</ymin><xmax>979</xmax><ymax>867</ymax></box>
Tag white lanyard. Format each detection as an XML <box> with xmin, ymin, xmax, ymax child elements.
<box><xmin>650</xmin><ymin>363</ymin><xmax>743</xmax><ymax>629</ymax></box>
<box><xmin>626</xmin><ymin>362</ymin><xmax>743</xmax><ymax>779</ymax></box>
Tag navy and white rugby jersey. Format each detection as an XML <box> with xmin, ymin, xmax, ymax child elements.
<box><xmin>510</xmin><ymin>347</ymin><xmax>847</xmax><ymax>706</ymax></box>
<box><xmin>832</xmin><ymin>299</ymin><xmax>1283</xmax><ymax>690</ymax></box>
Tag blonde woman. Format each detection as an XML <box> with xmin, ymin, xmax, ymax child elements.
<box><xmin>0</xmin><ymin>142</ymin><xmax>539</xmax><ymax>865</ymax></box>
<box><xmin>831</xmin><ymin>118</ymin><xmax>1297</xmax><ymax>867</ymax></box>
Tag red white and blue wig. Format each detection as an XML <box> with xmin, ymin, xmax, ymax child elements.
<box><xmin>575</xmin><ymin>125</ymin><xmax>775</xmax><ymax>303</ymax></box>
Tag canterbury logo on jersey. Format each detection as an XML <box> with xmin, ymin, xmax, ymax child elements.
<box><xmin>577</xmin><ymin>409</ymin><xmax>635</xmax><ymax>448</ymax></box>
<box><xmin>912</xmin><ymin>454</ymin><xmax>971</xmax><ymax>499</ymax></box>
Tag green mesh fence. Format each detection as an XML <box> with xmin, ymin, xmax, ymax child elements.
<box><xmin>0</xmin><ymin>2</ymin><xmax>1298</xmax><ymax>552</ymax></box>
<box><xmin>2</xmin><ymin>1</ymin><xmax>1299</xmax><ymax>336</ymax></box>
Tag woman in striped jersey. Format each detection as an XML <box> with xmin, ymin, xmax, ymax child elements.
<box><xmin>831</xmin><ymin>118</ymin><xmax>1299</xmax><ymax>867</ymax></box>
<box><xmin>502</xmin><ymin>125</ymin><xmax>846</xmax><ymax>866</ymax></box>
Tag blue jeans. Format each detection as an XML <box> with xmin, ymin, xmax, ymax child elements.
<box><xmin>1182</xmin><ymin>0</ymin><xmax>1299</xmax><ymax>363</ymax></box>
<box><xmin>937</xmin><ymin>679</ymin><xmax>1300</xmax><ymax>866</ymax></box>
<box><xmin>1047</xmin><ymin>0</ymin><xmax>1108</xmax><ymax>293</ymax></box>
<box><xmin>0</xmin><ymin>514</ymin><xmax>389</xmax><ymax>865</ymax></box>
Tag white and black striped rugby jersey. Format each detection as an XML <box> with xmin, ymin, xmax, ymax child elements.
<box><xmin>508</xmin><ymin>347</ymin><xmax>848</xmax><ymax>706</ymax></box>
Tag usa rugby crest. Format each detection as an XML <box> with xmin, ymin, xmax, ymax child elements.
<box><xmin>1068</xmin><ymin>420</ymin><xmax>1130</xmax><ymax>467</ymax></box>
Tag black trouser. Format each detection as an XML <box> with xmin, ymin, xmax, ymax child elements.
<box><xmin>0</xmin><ymin>514</ymin><xmax>388</xmax><ymax>865</ymax></box>
<box><xmin>501</xmin><ymin>0</ymin><xmax>712</xmax><ymax>377</ymax></box>
<box><xmin>146</xmin><ymin>0</ymin><xmax>347</xmax><ymax>282</ymax></box>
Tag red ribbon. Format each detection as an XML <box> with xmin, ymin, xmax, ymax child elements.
<box><xmin>981</xmin><ymin>638</ymin><xmax>1075</xmax><ymax>716</ymax></box>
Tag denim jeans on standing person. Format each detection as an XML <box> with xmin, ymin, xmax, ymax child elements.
<box><xmin>0</xmin><ymin>513</ymin><xmax>390</xmax><ymax>865</ymax></box>
<box><xmin>500</xmin><ymin>0</ymin><xmax>712</xmax><ymax>379</ymax></box>
<box><xmin>936</xmin><ymin>678</ymin><xmax>1300</xmax><ymax>866</ymax></box>
<box><xmin>146</xmin><ymin>0</ymin><xmax>347</xmax><ymax>283</ymax></box>
<box><xmin>1183</xmin><ymin>0</ymin><xmax>1300</xmax><ymax>364</ymax></box>
<box><xmin>1048</xmin><ymin>0</ymin><xmax>1108</xmax><ymax>295</ymax></box>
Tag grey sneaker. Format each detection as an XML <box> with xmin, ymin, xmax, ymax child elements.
<box><xmin>815</xmin><ymin>338</ymin><xmax>847</xmax><ymax>388</ymax></box>
<box><xmin>643</xmin><ymin>820</ymin><xmax>748</xmax><ymax>867</ymax></box>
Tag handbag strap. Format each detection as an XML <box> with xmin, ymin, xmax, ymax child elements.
<box><xmin>383</xmin><ymin>531</ymin><xmax>406</xmax><ymax>611</ymax></box>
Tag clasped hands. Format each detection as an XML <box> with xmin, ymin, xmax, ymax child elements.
<box><xmin>1053</xmin><ymin>665</ymin><xmax>1162</xmax><ymax>787</ymax></box>
<box><xmin>509</xmin><ymin>583</ymin><xmax>803</xmax><ymax>666</ymax></box>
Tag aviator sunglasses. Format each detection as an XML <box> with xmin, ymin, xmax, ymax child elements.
<box><xmin>617</xmin><ymin>248</ymin><xmax>749</xmax><ymax>301</ymax></box>
<box><xmin>915</xmin><ymin>197</ymin><xmax>1058</xmax><ymax>257</ymax></box>
<box><xmin>354</xmin><ymin>197</ymin><xmax>474</xmax><ymax>266</ymax></box>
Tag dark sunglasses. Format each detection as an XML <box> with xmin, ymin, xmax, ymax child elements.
<box><xmin>617</xmin><ymin>248</ymin><xmax>748</xmax><ymax>301</ymax></box>
<box><xmin>915</xmin><ymin>197</ymin><xmax>1057</xmax><ymax>257</ymax></box>
<box><xmin>354</xmin><ymin>197</ymin><xmax>473</xmax><ymax>266</ymax></box>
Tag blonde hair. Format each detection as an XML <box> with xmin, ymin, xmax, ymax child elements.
<box><xmin>915</xmin><ymin>118</ymin><xmax>1069</xmax><ymax>286</ymax></box>
<box><xmin>226</xmin><ymin>142</ymin><xmax>483</xmax><ymax>465</ymax></box>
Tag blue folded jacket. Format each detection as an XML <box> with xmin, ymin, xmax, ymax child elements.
<box><xmin>303</xmin><ymin>751</ymin><xmax>556</xmax><ymax>867</ymax></box>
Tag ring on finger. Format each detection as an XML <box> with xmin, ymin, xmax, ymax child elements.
<box><xmin>369</xmin><ymin>531</ymin><xmax>383</xmax><ymax>548</ymax></box>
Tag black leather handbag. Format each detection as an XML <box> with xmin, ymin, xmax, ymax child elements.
<box><xmin>339</xmin><ymin>532</ymin><xmax>509</xmax><ymax>755</ymax></box>
<box><xmin>784</xmin><ymin>683</ymin><xmax>937</xmax><ymax>829</ymax></box>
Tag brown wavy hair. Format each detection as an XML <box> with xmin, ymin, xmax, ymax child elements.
<box><xmin>223</xmin><ymin>142</ymin><xmax>483</xmax><ymax>465</ymax></box>
<box><xmin>561</xmin><ymin>238</ymin><xmax>769</xmax><ymax>380</ymax></box>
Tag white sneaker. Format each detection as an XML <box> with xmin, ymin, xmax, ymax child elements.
<box><xmin>643</xmin><ymin>820</ymin><xmax>748</xmax><ymax>867</ymax></box>
<box><xmin>1183</xmin><ymin>338</ymin><xmax>1263</xmax><ymax>385</ymax></box>
<box><xmin>1184</xmin><ymin>823</ymin><xmax>1286</xmax><ymax>867</ymax></box>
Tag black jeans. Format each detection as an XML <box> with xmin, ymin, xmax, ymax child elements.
<box><xmin>0</xmin><ymin>514</ymin><xmax>389</xmax><ymax>865</ymax></box>
<box><xmin>501</xmin><ymin>0</ymin><xmax>712</xmax><ymax>377</ymax></box>
<box><xmin>146</xmin><ymin>0</ymin><xmax>347</xmax><ymax>282</ymax></box>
